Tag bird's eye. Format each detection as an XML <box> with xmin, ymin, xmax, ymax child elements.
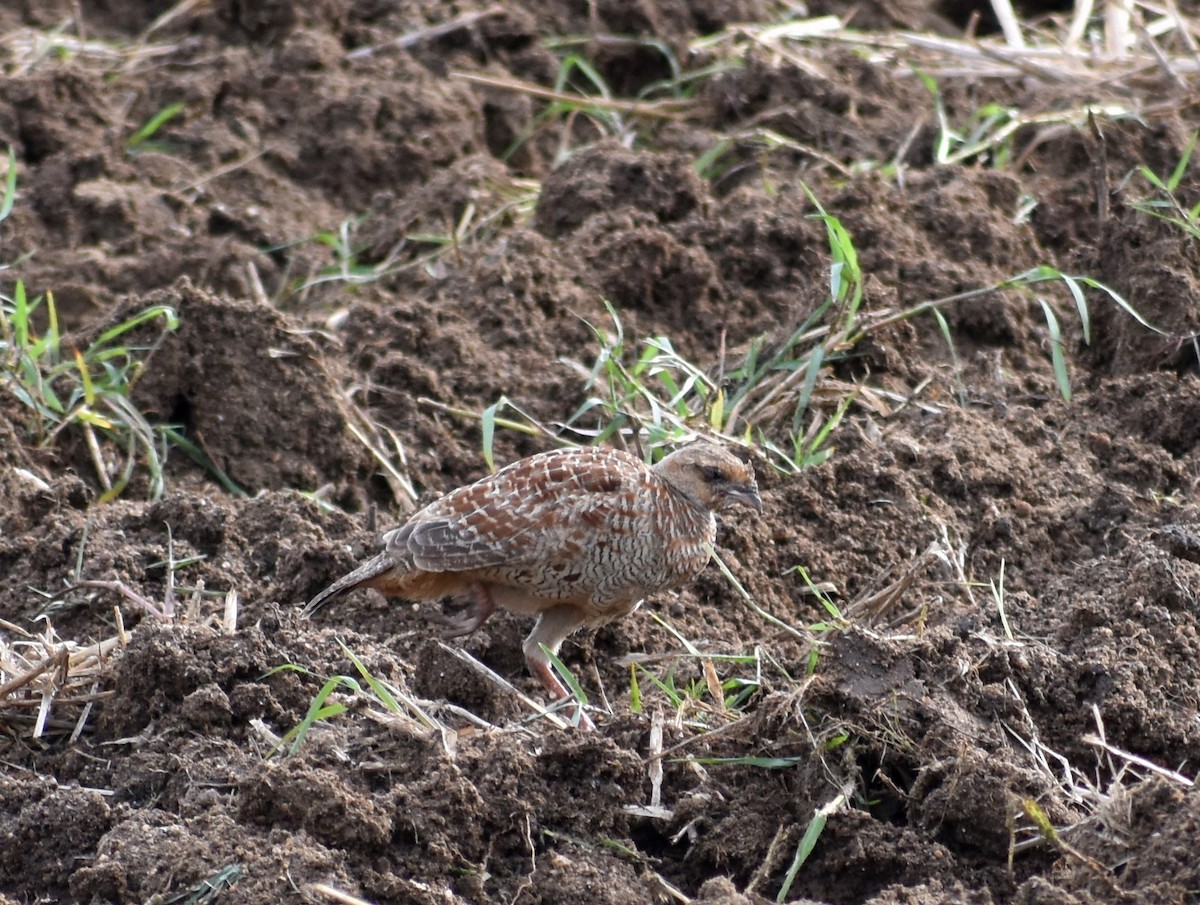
<box><xmin>701</xmin><ymin>465</ymin><xmax>725</xmax><ymax>482</ymax></box>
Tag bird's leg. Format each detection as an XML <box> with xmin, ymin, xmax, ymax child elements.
<box><xmin>431</xmin><ymin>583</ymin><xmax>496</xmax><ymax>639</ymax></box>
<box><xmin>524</xmin><ymin>605</ymin><xmax>594</xmax><ymax>731</ymax></box>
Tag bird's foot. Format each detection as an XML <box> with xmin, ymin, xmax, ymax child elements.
<box><xmin>431</xmin><ymin>584</ymin><xmax>495</xmax><ymax>639</ymax></box>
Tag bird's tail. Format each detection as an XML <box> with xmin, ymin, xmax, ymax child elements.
<box><xmin>303</xmin><ymin>554</ymin><xmax>393</xmax><ymax>617</ymax></box>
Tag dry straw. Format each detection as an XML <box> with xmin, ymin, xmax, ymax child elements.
<box><xmin>0</xmin><ymin>612</ymin><xmax>123</xmax><ymax>742</ymax></box>
<box><xmin>0</xmin><ymin>586</ymin><xmax>238</xmax><ymax>742</ymax></box>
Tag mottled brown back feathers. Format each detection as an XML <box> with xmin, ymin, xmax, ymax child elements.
<box><xmin>305</xmin><ymin>441</ymin><xmax>760</xmax><ymax>628</ymax></box>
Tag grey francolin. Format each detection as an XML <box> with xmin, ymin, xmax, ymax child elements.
<box><xmin>305</xmin><ymin>442</ymin><xmax>761</xmax><ymax>728</ymax></box>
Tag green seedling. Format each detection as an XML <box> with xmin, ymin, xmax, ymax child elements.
<box><xmin>1</xmin><ymin>158</ymin><xmax>235</xmax><ymax>499</ymax></box>
<box><xmin>640</xmin><ymin>57</ymin><xmax>740</xmax><ymax>102</ymax></box>
<box><xmin>635</xmin><ymin>612</ymin><xmax>773</xmax><ymax>716</ymax></box>
<box><xmin>281</xmin><ymin>216</ymin><xmax>427</xmax><ymax>295</ymax></box>
<box><xmin>273</xmin><ymin>641</ymin><xmax>444</xmax><ymax>755</ymax></box>
<box><xmin>126</xmin><ymin>100</ymin><xmax>185</xmax><ymax>153</ymax></box>
<box><xmin>1128</xmin><ymin>131</ymin><xmax>1200</xmax><ymax>241</ymax></box>
<box><xmin>632</xmin><ymin>662</ymin><xmax>697</xmax><ymax>711</ymax></box>
<box><xmin>632</xmin><ymin>656</ymin><xmax>759</xmax><ymax>716</ymax></box>
<box><xmin>916</xmin><ymin>76</ymin><xmax>1138</xmax><ymax>171</ymax></box>
<box><xmin>459</xmin><ymin>187</ymin><xmax>867</xmax><ymax>476</ymax></box>
<box><xmin>458</xmin><ymin>185</ymin><xmax>1174</xmax><ymax>500</ymax></box>
<box><xmin>286</xmin><ymin>179</ymin><xmax>540</xmax><ymax>298</ymax></box>
<box><xmin>300</xmin><ymin>216</ymin><xmax>382</xmax><ymax>288</ymax></box>
<box><xmin>276</xmin><ymin>670</ymin><xmax>353</xmax><ymax>756</ymax></box>
<box><xmin>695</xmin><ymin>128</ymin><xmax>832</xmax><ymax>191</ymax></box>
<box><xmin>719</xmin><ymin>185</ymin><xmax>866</xmax><ymax>470</ymax></box>
<box><xmin>544</xmin><ymin>33</ymin><xmax>686</xmax><ymax>101</ymax></box>
<box><xmin>501</xmin><ymin>53</ymin><xmax>631</xmax><ymax>162</ymax></box>
<box><xmin>777</xmin><ymin>790</ymin><xmax>849</xmax><ymax>902</ymax></box>
<box><xmin>787</xmin><ymin>563</ymin><xmax>847</xmax><ymax>675</ymax></box>
<box><xmin>0</xmin><ymin>280</ymin><xmax>181</xmax><ymax>500</ymax></box>
<box><xmin>918</xmin><ymin>72</ymin><xmax>1020</xmax><ymax>168</ymax></box>
<box><xmin>856</xmin><ymin>264</ymin><xmax>1194</xmax><ymax>402</ymax></box>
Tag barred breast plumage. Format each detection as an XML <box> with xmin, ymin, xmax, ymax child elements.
<box><xmin>305</xmin><ymin>442</ymin><xmax>761</xmax><ymax>729</ymax></box>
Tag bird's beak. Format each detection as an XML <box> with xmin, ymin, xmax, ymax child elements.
<box><xmin>725</xmin><ymin>484</ymin><xmax>763</xmax><ymax>512</ymax></box>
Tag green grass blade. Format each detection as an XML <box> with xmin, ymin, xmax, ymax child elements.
<box><xmin>791</xmin><ymin>346</ymin><xmax>824</xmax><ymax>437</ymax></box>
<box><xmin>777</xmin><ymin>810</ymin><xmax>830</xmax><ymax>902</ymax></box>
<box><xmin>629</xmin><ymin>664</ymin><xmax>642</xmax><ymax>714</ymax></box>
<box><xmin>261</xmin><ymin>663</ymin><xmax>315</xmax><ymax>679</ymax></box>
<box><xmin>480</xmin><ymin>398</ymin><xmax>501</xmax><ymax>472</ymax></box>
<box><xmin>1057</xmin><ymin>274</ymin><xmax>1092</xmax><ymax>345</ymax></box>
<box><xmin>1166</xmin><ymin>131</ymin><xmax>1197</xmax><ymax>192</ymax></box>
<box><xmin>1015</xmin><ymin>265</ymin><xmax>1172</xmax><ymax>338</ymax></box>
<box><xmin>1037</xmin><ymin>297</ymin><xmax>1071</xmax><ymax>402</ymax></box>
<box><xmin>799</xmin><ymin>183</ymin><xmax>862</xmax><ymax>318</ymax></box>
<box><xmin>45</xmin><ymin>290</ymin><xmax>59</xmax><ymax>345</ymax></box>
<box><xmin>1139</xmin><ymin>165</ymin><xmax>1167</xmax><ymax>192</ymax></box>
<box><xmin>649</xmin><ymin>612</ymin><xmax>702</xmax><ymax>655</ymax></box>
<box><xmin>1074</xmin><ymin>275</ymin><xmax>1168</xmax><ymax>335</ymax></box>
<box><xmin>0</xmin><ymin>147</ymin><xmax>17</xmax><ymax>223</ymax></box>
<box><xmin>825</xmin><ymin>219</ymin><xmax>862</xmax><ymax>311</ymax></box>
<box><xmin>74</xmin><ymin>349</ymin><xmax>96</xmax><ymax>406</ymax></box>
<box><xmin>12</xmin><ymin>280</ymin><xmax>31</xmax><ymax>349</ymax></box>
<box><xmin>793</xmin><ymin>564</ymin><xmax>844</xmax><ymax>621</ymax></box>
<box><xmin>96</xmin><ymin>433</ymin><xmax>139</xmax><ymax>504</ymax></box>
<box><xmin>340</xmin><ymin>641</ymin><xmax>403</xmax><ymax>713</ymax></box>
<box><xmin>540</xmin><ymin>644</ymin><xmax>589</xmax><ymax>707</ymax></box>
<box><xmin>90</xmin><ymin>304</ymin><xmax>179</xmax><ymax>351</ymax></box>
<box><xmin>695</xmin><ymin>137</ymin><xmax>732</xmax><ymax>178</ymax></box>
<box><xmin>931</xmin><ymin>307</ymin><xmax>964</xmax><ymax>405</ymax></box>
<box><xmin>914</xmin><ymin>70</ymin><xmax>951</xmax><ymax>164</ymax></box>
<box><xmin>802</xmin><ymin>394</ymin><xmax>853</xmax><ymax>468</ymax></box>
<box><xmin>690</xmin><ymin>756</ymin><xmax>803</xmax><ymax>768</ymax></box>
<box><xmin>127</xmin><ymin>101</ymin><xmax>186</xmax><ymax>150</ymax></box>
<box><xmin>708</xmin><ymin>388</ymin><xmax>725</xmax><ymax>431</ymax></box>
<box><xmin>284</xmin><ymin>675</ymin><xmax>357</xmax><ymax>755</ymax></box>
<box><xmin>635</xmin><ymin>664</ymin><xmax>685</xmax><ymax>708</ymax></box>
<box><xmin>164</xmin><ymin>427</ymin><xmax>249</xmax><ymax>497</ymax></box>
<box><xmin>555</xmin><ymin>53</ymin><xmax>611</xmax><ymax>99</ymax></box>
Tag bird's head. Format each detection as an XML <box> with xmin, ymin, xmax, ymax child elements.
<box><xmin>655</xmin><ymin>442</ymin><xmax>762</xmax><ymax>513</ymax></box>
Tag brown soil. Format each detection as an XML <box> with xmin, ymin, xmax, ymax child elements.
<box><xmin>3</xmin><ymin>2</ymin><xmax>1200</xmax><ymax>904</ymax></box>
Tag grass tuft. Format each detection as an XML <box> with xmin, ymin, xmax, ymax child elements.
<box><xmin>1128</xmin><ymin>131</ymin><xmax>1200</xmax><ymax>241</ymax></box>
<box><xmin>0</xmin><ymin>154</ymin><xmax>239</xmax><ymax>498</ymax></box>
<box><xmin>274</xmin><ymin>640</ymin><xmax>454</xmax><ymax>756</ymax></box>
<box><xmin>0</xmin><ymin>279</ymin><xmax>182</xmax><ymax>499</ymax></box>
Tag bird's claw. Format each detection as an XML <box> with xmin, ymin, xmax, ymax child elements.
<box><xmin>430</xmin><ymin>585</ymin><xmax>495</xmax><ymax>639</ymax></box>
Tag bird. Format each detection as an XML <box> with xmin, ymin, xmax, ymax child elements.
<box><xmin>304</xmin><ymin>441</ymin><xmax>762</xmax><ymax>728</ymax></box>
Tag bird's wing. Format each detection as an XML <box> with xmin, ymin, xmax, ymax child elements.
<box><xmin>388</xmin><ymin>448</ymin><xmax>641</xmax><ymax>572</ymax></box>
